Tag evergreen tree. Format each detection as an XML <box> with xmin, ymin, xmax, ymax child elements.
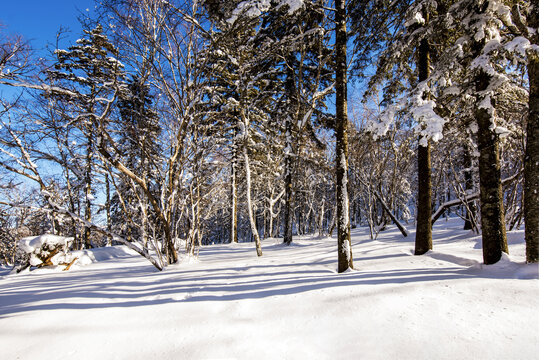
<box><xmin>203</xmin><ymin>1</ymin><xmax>284</xmax><ymax>254</ymax></box>
<box><xmin>111</xmin><ymin>76</ymin><xmax>161</xmax><ymax>245</ymax></box>
<box><xmin>260</xmin><ymin>0</ymin><xmax>332</xmax><ymax>245</ymax></box>
<box><xmin>46</xmin><ymin>23</ymin><xmax>125</xmax><ymax>249</ymax></box>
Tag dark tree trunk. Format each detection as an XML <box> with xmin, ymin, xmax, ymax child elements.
<box><xmin>83</xmin><ymin>133</ymin><xmax>93</xmax><ymax>249</ymax></box>
<box><xmin>283</xmin><ymin>116</ymin><xmax>293</xmax><ymax>245</ymax></box>
<box><xmin>524</xmin><ymin>11</ymin><xmax>539</xmax><ymax>263</ymax></box>
<box><xmin>283</xmin><ymin>55</ymin><xmax>296</xmax><ymax>245</ymax></box>
<box><xmin>335</xmin><ymin>0</ymin><xmax>353</xmax><ymax>273</ymax></box>
<box><xmin>475</xmin><ymin>70</ymin><xmax>508</xmax><ymax>265</ymax></box>
<box><xmin>230</xmin><ymin>144</ymin><xmax>239</xmax><ymax>244</ymax></box>
<box><xmin>414</xmin><ymin>34</ymin><xmax>432</xmax><ymax>255</ymax></box>
<box><xmin>105</xmin><ymin>173</ymin><xmax>112</xmax><ymax>246</ymax></box>
<box><xmin>65</xmin><ymin>175</ymin><xmax>78</xmax><ymax>249</ymax></box>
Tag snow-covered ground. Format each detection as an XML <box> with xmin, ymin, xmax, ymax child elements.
<box><xmin>1</xmin><ymin>218</ymin><xmax>537</xmax><ymax>359</ymax></box>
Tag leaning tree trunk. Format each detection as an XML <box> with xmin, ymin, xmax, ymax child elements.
<box><xmin>475</xmin><ymin>70</ymin><xmax>508</xmax><ymax>265</ymax></box>
<box><xmin>335</xmin><ymin>0</ymin><xmax>353</xmax><ymax>273</ymax></box>
<box><xmin>414</xmin><ymin>20</ymin><xmax>433</xmax><ymax>255</ymax></box>
<box><xmin>243</xmin><ymin>145</ymin><xmax>263</xmax><ymax>256</ymax></box>
<box><xmin>524</xmin><ymin>12</ymin><xmax>538</xmax><ymax>263</ymax></box>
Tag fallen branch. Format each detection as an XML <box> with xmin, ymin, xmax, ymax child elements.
<box><xmin>62</xmin><ymin>257</ymin><xmax>78</xmax><ymax>271</ymax></box>
<box><xmin>431</xmin><ymin>172</ymin><xmax>521</xmax><ymax>226</ymax></box>
<box><xmin>372</xmin><ymin>190</ymin><xmax>409</xmax><ymax>237</ymax></box>
<box><xmin>356</xmin><ymin>177</ymin><xmax>409</xmax><ymax>237</ymax></box>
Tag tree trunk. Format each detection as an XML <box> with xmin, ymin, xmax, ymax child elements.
<box><xmin>335</xmin><ymin>0</ymin><xmax>353</xmax><ymax>273</ymax></box>
<box><xmin>230</xmin><ymin>144</ymin><xmax>239</xmax><ymax>243</ymax></box>
<box><xmin>475</xmin><ymin>70</ymin><xmax>508</xmax><ymax>264</ymax></box>
<box><xmin>318</xmin><ymin>200</ymin><xmax>325</xmax><ymax>237</ymax></box>
<box><xmin>373</xmin><ymin>189</ymin><xmax>409</xmax><ymax>237</ymax></box>
<box><xmin>105</xmin><ymin>173</ymin><xmax>112</xmax><ymax>246</ymax></box>
<box><xmin>83</xmin><ymin>134</ymin><xmax>93</xmax><ymax>249</ymax></box>
<box><xmin>415</xmin><ymin>141</ymin><xmax>432</xmax><ymax>253</ymax></box>
<box><xmin>283</xmin><ymin>116</ymin><xmax>293</xmax><ymax>245</ymax></box>
<box><xmin>243</xmin><ymin>146</ymin><xmax>263</xmax><ymax>256</ymax></box>
<box><xmin>462</xmin><ymin>147</ymin><xmax>478</xmax><ymax>231</ymax></box>
<box><xmin>65</xmin><ymin>171</ymin><xmax>79</xmax><ymax>249</ymax></box>
<box><xmin>524</xmin><ymin>13</ymin><xmax>539</xmax><ymax>263</ymax></box>
<box><xmin>414</xmin><ymin>34</ymin><xmax>433</xmax><ymax>255</ymax></box>
<box><xmin>283</xmin><ymin>53</ymin><xmax>296</xmax><ymax>245</ymax></box>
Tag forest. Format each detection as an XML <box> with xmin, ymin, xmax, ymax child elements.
<box><xmin>0</xmin><ymin>0</ymin><xmax>537</xmax><ymax>272</ymax></box>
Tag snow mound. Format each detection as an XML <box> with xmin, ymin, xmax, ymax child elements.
<box><xmin>86</xmin><ymin>245</ymin><xmax>139</xmax><ymax>261</ymax></box>
<box><xmin>71</xmin><ymin>250</ymin><xmax>96</xmax><ymax>266</ymax></box>
<box><xmin>428</xmin><ymin>251</ymin><xmax>480</xmax><ymax>267</ymax></box>
<box><xmin>18</xmin><ymin>234</ymin><xmax>74</xmax><ymax>267</ymax></box>
<box><xmin>19</xmin><ymin>234</ymin><xmax>73</xmax><ymax>255</ymax></box>
<box><xmin>470</xmin><ymin>253</ymin><xmax>539</xmax><ymax>279</ymax></box>
<box><xmin>12</xmin><ymin>239</ymin><xmax>138</xmax><ymax>273</ymax></box>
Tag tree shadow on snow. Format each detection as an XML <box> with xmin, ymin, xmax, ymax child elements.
<box><xmin>0</xmin><ymin>253</ymin><xmax>530</xmax><ymax>319</ymax></box>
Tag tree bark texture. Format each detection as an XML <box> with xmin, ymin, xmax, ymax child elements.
<box><xmin>243</xmin><ymin>146</ymin><xmax>263</xmax><ymax>256</ymax></box>
<box><xmin>230</xmin><ymin>144</ymin><xmax>239</xmax><ymax>244</ymax></box>
<box><xmin>415</xmin><ymin>141</ymin><xmax>432</xmax><ymax>254</ymax></box>
<box><xmin>475</xmin><ymin>71</ymin><xmax>508</xmax><ymax>265</ymax></box>
<box><xmin>105</xmin><ymin>173</ymin><xmax>112</xmax><ymax>246</ymax></box>
<box><xmin>415</xmin><ymin>35</ymin><xmax>433</xmax><ymax>255</ymax></box>
<box><xmin>525</xmin><ymin>12</ymin><xmax>539</xmax><ymax>262</ymax></box>
<box><xmin>283</xmin><ymin>54</ymin><xmax>296</xmax><ymax>245</ymax></box>
<box><xmin>83</xmin><ymin>133</ymin><xmax>93</xmax><ymax>249</ymax></box>
<box><xmin>283</xmin><ymin>116</ymin><xmax>293</xmax><ymax>245</ymax></box>
<box><xmin>335</xmin><ymin>0</ymin><xmax>353</xmax><ymax>273</ymax></box>
<box><xmin>463</xmin><ymin>147</ymin><xmax>478</xmax><ymax>231</ymax></box>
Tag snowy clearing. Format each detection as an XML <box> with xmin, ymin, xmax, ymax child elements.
<box><xmin>0</xmin><ymin>218</ymin><xmax>537</xmax><ymax>360</ymax></box>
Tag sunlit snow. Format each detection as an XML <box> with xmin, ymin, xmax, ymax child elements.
<box><xmin>1</xmin><ymin>218</ymin><xmax>537</xmax><ymax>359</ymax></box>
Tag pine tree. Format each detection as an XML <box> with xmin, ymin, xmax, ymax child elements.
<box><xmin>256</xmin><ymin>1</ymin><xmax>332</xmax><ymax>245</ymax></box>
<box><xmin>47</xmin><ymin>23</ymin><xmax>125</xmax><ymax>249</ymax></box>
<box><xmin>111</xmin><ymin>76</ymin><xmax>161</xmax><ymax>245</ymax></box>
<box><xmin>512</xmin><ymin>1</ymin><xmax>538</xmax><ymax>263</ymax></box>
<box><xmin>203</xmin><ymin>2</ymin><xmax>281</xmax><ymax>254</ymax></box>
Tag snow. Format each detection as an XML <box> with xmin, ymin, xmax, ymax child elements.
<box><xmin>494</xmin><ymin>125</ymin><xmax>511</xmax><ymax>138</ymax></box>
<box><xmin>405</xmin><ymin>12</ymin><xmax>425</xmax><ymax>27</ymax></box>
<box><xmin>477</xmin><ymin>93</ymin><xmax>494</xmax><ymax>113</ymax></box>
<box><xmin>369</xmin><ymin>104</ymin><xmax>397</xmax><ymax>138</ymax></box>
<box><xmin>505</xmin><ymin>36</ymin><xmax>532</xmax><ymax>57</ymax></box>
<box><xmin>277</xmin><ymin>0</ymin><xmax>304</xmax><ymax>14</ymax></box>
<box><xmin>18</xmin><ymin>234</ymin><xmax>70</xmax><ymax>254</ymax></box>
<box><xmin>228</xmin><ymin>0</ymin><xmax>304</xmax><ymax>24</ymax></box>
<box><xmin>0</xmin><ymin>218</ymin><xmax>537</xmax><ymax>359</ymax></box>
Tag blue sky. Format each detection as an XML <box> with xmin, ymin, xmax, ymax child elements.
<box><xmin>1</xmin><ymin>0</ymin><xmax>95</xmax><ymax>50</ymax></box>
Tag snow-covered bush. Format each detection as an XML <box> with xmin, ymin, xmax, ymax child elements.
<box><xmin>12</xmin><ymin>234</ymin><xmax>75</xmax><ymax>273</ymax></box>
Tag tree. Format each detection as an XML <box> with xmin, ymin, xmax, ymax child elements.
<box><xmin>413</xmin><ymin>5</ymin><xmax>433</xmax><ymax>255</ymax></box>
<box><xmin>335</xmin><ymin>0</ymin><xmax>353</xmax><ymax>272</ymax></box>
<box><xmin>46</xmin><ymin>23</ymin><xmax>125</xmax><ymax>249</ymax></box>
<box><xmin>261</xmin><ymin>1</ymin><xmax>332</xmax><ymax>245</ymax></box>
<box><xmin>350</xmin><ymin>0</ymin><xmax>441</xmax><ymax>254</ymax></box>
<box><xmin>515</xmin><ymin>1</ymin><xmax>538</xmax><ymax>263</ymax></box>
<box><xmin>111</xmin><ymin>76</ymin><xmax>161</xmax><ymax>246</ymax></box>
